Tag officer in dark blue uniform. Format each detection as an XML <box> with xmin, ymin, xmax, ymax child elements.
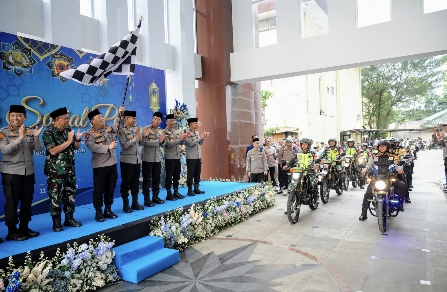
<box><xmin>359</xmin><ymin>139</ymin><xmax>407</xmax><ymax>220</ymax></box>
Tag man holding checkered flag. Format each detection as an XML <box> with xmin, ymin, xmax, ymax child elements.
<box><xmin>60</xmin><ymin>18</ymin><xmax>142</xmax><ymax>85</ymax></box>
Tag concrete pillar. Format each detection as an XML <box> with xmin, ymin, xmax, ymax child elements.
<box><xmin>165</xmin><ymin>0</ymin><xmax>196</xmax><ymax>116</ymax></box>
<box><xmin>275</xmin><ymin>0</ymin><xmax>301</xmax><ymax>42</ymax></box>
<box><xmin>0</xmin><ymin>0</ymin><xmax>18</xmax><ymax>35</ymax></box>
<box><xmin>94</xmin><ymin>0</ymin><xmax>128</xmax><ymax>52</ymax></box>
<box><xmin>42</xmin><ymin>0</ymin><xmax>82</xmax><ymax>49</ymax></box>
<box><xmin>231</xmin><ymin>0</ymin><xmax>254</xmax><ymax>52</ymax></box>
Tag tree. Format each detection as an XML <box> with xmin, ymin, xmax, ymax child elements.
<box><xmin>261</xmin><ymin>90</ymin><xmax>275</xmax><ymax>126</ymax></box>
<box><xmin>362</xmin><ymin>56</ymin><xmax>446</xmax><ymax>128</ymax></box>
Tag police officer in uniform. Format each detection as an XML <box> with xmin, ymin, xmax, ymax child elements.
<box><xmin>42</xmin><ymin>107</ymin><xmax>83</xmax><ymax>232</ymax></box>
<box><xmin>359</xmin><ymin>139</ymin><xmax>407</xmax><ymax>220</ymax></box>
<box><xmin>141</xmin><ymin>112</ymin><xmax>167</xmax><ymax>206</ymax></box>
<box><xmin>117</xmin><ymin>110</ymin><xmax>144</xmax><ymax>213</ymax></box>
<box><xmin>85</xmin><ymin>107</ymin><xmax>122</xmax><ymax>222</ymax></box>
<box><xmin>164</xmin><ymin>114</ymin><xmax>188</xmax><ymax>200</ymax></box>
<box><xmin>277</xmin><ymin>138</ymin><xmax>296</xmax><ymax>194</ymax></box>
<box><xmin>185</xmin><ymin>118</ymin><xmax>209</xmax><ymax>196</ymax></box>
<box><xmin>0</xmin><ymin>105</ymin><xmax>43</xmax><ymax>241</ymax></box>
<box><xmin>246</xmin><ymin>138</ymin><xmax>268</xmax><ymax>182</ymax></box>
<box><xmin>345</xmin><ymin>139</ymin><xmax>357</xmax><ymax>157</ymax></box>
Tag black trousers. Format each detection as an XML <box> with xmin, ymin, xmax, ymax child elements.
<box><xmin>362</xmin><ymin>180</ymin><xmax>407</xmax><ymax>208</ymax></box>
<box><xmin>250</xmin><ymin>173</ymin><xmax>264</xmax><ymax>183</ymax></box>
<box><xmin>279</xmin><ymin>165</ymin><xmax>288</xmax><ymax>188</ymax></box>
<box><xmin>142</xmin><ymin>161</ymin><xmax>161</xmax><ymax>194</ymax></box>
<box><xmin>2</xmin><ymin>173</ymin><xmax>34</xmax><ymax>229</ymax></box>
<box><xmin>165</xmin><ymin>159</ymin><xmax>181</xmax><ymax>189</ymax></box>
<box><xmin>186</xmin><ymin>159</ymin><xmax>201</xmax><ymax>186</ymax></box>
<box><xmin>120</xmin><ymin>162</ymin><xmax>140</xmax><ymax>197</ymax></box>
<box><xmin>93</xmin><ymin>164</ymin><xmax>118</xmax><ymax>209</ymax></box>
<box><xmin>265</xmin><ymin>166</ymin><xmax>276</xmax><ymax>185</ymax></box>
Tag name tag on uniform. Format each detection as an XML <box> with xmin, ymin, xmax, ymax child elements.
<box><xmin>95</xmin><ymin>137</ymin><xmax>105</xmax><ymax>143</ymax></box>
<box><xmin>127</xmin><ymin>135</ymin><xmax>133</xmax><ymax>139</ymax></box>
<box><xmin>389</xmin><ymin>157</ymin><xmax>393</xmax><ymax>160</ymax></box>
<box><xmin>374</xmin><ymin>157</ymin><xmax>378</xmax><ymax>161</ymax></box>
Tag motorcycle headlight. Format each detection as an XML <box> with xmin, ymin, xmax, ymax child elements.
<box><xmin>358</xmin><ymin>158</ymin><xmax>364</xmax><ymax>164</ymax></box>
<box><xmin>292</xmin><ymin>173</ymin><xmax>300</xmax><ymax>179</ymax></box>
<box><xmin>374</xmin><ymin>180</ymin><xmax>387</xmax><ymax>190</ymax></box>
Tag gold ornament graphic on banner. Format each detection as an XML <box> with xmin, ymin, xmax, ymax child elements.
<box><xmin>45</xmin><ymin>50</ymin><xmax>76</xmax><ymax>83</ymax></box>
<box><xmin>149</xmin><ymin>80</ymin><xmax>160</xmax><ymax>112</ymax></box>
<box><xmin>0</xmin><ymin>40</ymin><xmax>38</xmax><ymax>77</ymax></box>
<box><xmin>18</xmin><ymin>36</ymin><xmax>60</xmax><ymax>61</ymax></box>
<box><xmin>73</xmin><ymin>49</ymin><xmax>88</xmax><ymax>58</ymax></box>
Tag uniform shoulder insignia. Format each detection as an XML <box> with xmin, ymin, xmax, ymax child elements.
<box><xmin>85</xmin><ymin>133</ymin><xmax>90</xmax><ymax>139</ymax></box>
<box><xmin>0</xmin><ymin>132</ymin><xmax>4</xmax><ymax>139</ymax></box>
<box><xmin>119</xmin><ymin>130</ymin><xmax>124</xmax><ymax>135</ymax></box>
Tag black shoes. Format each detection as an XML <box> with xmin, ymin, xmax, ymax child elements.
<box><xmin>0</xmin><ymin>238</ymin><xmax>3</xmax><ymax>244</ymax></box>
<box><xmin>187</xmin><ymin>186</ymin><xmax>195</xmax><ymax>196</ymax></box>
<box><xmin>144</xmin><ymin>194</ymin><xmax>155</xmax><ymax>207</ymax></box>
<box><xmin>122</xmin><ymin>197</ymin><xmax>132</xmax><ymax>213</ymax></box>
<box><xmin>173</xmin><ymin>188</ymin><xmax>185</xmax><ymax>199</ymax></box>
<box><xmin>194</xmin><ymin>185</ymin><xmax>205</xmax><ymax>194</ymax></box>
<box><xmin>104</xmin><ymin>206</ymin><xmax>118</xmax><ymax>219</ymax></box>
<box><xmin>153</xmin><ymin>194</ymin><xmax>165</xmax><ymax>204</ymax></box>
<box><xmin>6</xmin><ymin>231</ymin><xmax>28</xmax><ymax>241</ymax></box>
<box><xmin>52</xmin><ymin>215</ymin><xmax>64</xmax><ymax>232</ymax></box>
<box><xmin>359</xmin><ymin>207</ymin><xmax>368</xmax><ymax>220</ymax></box>
<box><xmin>95</xmin><ymin>208</ymin><xmax>105</xmax><ymax>222</ymax></box>
<box><xmin>131</xmin><ymin>195</ymin><xmax>144</xmax><ymax>210</ymax></box>
<box><xmin>166</xmin><ymin>190</ymin><xmax>177</xmax><ymax>201</ymax></box>
<box><xmin>405</xmin><ymin>198</ymin><xmax>412</xmax><ymax>203</ymax></box>
<box><xmin>64</xmin><ymin>214</ymin><xmax>82</xmax><ymax>227</ymax></box>
<box><xmin>20</xmin><ymin>228</ymin><xmax>40</xmax><ymax>237</ymax></box>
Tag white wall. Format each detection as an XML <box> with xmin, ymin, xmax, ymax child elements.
<box><xmin>231</xmin><ymin>0</ymin><xmax>447</xmax><ymax>83</ymax></box>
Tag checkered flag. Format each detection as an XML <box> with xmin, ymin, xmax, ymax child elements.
<box><xmin>60</xmin><ymin>19</ymin><xmax>142</xmax><ymax>86</ymax></box>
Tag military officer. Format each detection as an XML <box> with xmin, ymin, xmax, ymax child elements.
<box><xmin>117</xmin><ymin>110</ymin><xmax>145</xmax><ymax>213</ymax></box>
<box><xmin>141</xmin><ymin>112</ymin><xmax>167</xmax><ymax>206</ymax></box>
<box><xmin>246</xmin><ymin>138</ymin><xmax>268</xmax><ymax>182</ymax></box>
<box><xmin>42</xmin><ymin>107</ymin><xmax>83</xmax><ymax>232</ymax></box>
<box><xmin>185</xmin><ymin>118</ymin><xmax>209</xmax><ymax>197</ymax></box>
<box><xmin>164</xmin><ymin>114</ymin><xmax>188</xmax><ymax>200</ymax></box>
<box><xmin>0</xmin><ymin>105</ymin><xmax>43</xmax><ymax>242</ymax></box>
<box><xmin>85</xmin><ymin>107</ymin><xmax>123</xmax><ymax>222</ymax></box>
<box><xmin>277</xmin><ymin>138</ymin><xmax>296</xmax><ymax>194</ymax></box>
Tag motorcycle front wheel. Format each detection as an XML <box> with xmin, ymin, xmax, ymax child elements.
<box><xmin>287</xmin><ymin>191</ymin><xmax>301</xmax><ymax>224</ymax></box>
<box><xmin>309</xmin><ymin>189</ymin><xmax>319</xmax><ymax>210</ymax></box>
<box><xmin>377</xmin><ymin>200</ymin><xmax>387</xmax><ymax>233</ymax></box>
<box><xmin>320</xmin><ymin>179</ymin><xmax>330</xmax><ymax>204</ymax></box>
<box><xmin>335</xmin><ymin>177</ymin><xmax>343</xmax><ymax>195</ymax></box>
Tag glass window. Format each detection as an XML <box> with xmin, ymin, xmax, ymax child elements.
<box><xmin>253</xmin><ymin>0</ymin><xmax>277</xmax><ymax>48</ymax></box>
<box><xmin>80</xmin><ymin>0</ymin><xmax>93</xmax><ymax>17</ymax></box>
<box><xmin>301</xmin><ymin>0</ymin><xmax>329</xmax><ymax>38</ymax></box>
<box><xmin>127</xmin><ymin>0</ymin><xmax>135</xmax><ymax>30</ymax></box>
<box><xmin>357</xmin><ymin>0</ymin><xmax>391</xmax><ymax>27</ymax></box>
<box><xmin>424</xmin><ymin>0</ymin><xmax>447</xmax><ymax>13</ymax></box>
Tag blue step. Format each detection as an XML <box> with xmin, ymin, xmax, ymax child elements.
<box><xmin>119</xmin><ymin>248</ymin><xmax>180</xmax><ymax>284</ymax></box>
<box><xmin>113</xmin><ymin>236</ymin><xmax>165</xmax><ymax>268</ymax></box>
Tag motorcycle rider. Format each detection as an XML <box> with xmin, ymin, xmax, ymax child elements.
<box><xmin>359</xmin><ymin>139</ymin><xmax>407</xmax><ymax>220</ymax></box>
<box><xmin>358</xmin><ymin>143</ymin><xmax>369</xmax><ymax>189</ymax></box>
<box><xmin>287</xmin><ymin>138</ymin><xmax>319</xmax><ymax>195</ymax></box>
<box><xmin>319</xmin><ymin>137</ymin><xmax>344</xmax><ymax>188</ymax></box>
<box><xmin>345</xmin><ymin>139</ymin><xmax>358</xmax><ymax>157</ymax></box>
<box><xmin>277</xmin><ymin>138</ymin><xmax>297</xmax><ymax>194</ymax></box>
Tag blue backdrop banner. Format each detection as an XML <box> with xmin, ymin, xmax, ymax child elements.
<box><xmin>0</xmin><ymin>32</ymin><xmax>166</xmax><ymax>221</ymax></box>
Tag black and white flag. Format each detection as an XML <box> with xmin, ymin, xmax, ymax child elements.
<box><xmin>60</xmin><ymin>19</ymin><xmax>141</xmax><ymax>86</ymax></box>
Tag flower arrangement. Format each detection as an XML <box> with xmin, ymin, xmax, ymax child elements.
<box><xmin>170</xmin><ymin>99</ymin><xmax>190</xmax><ymax>187</ymax></box>
<box><xmin>0</xmin><ymin>235</ymin><xmax>120</xmax><ymax>292</ymax></box>
<box><xmin>149</xmin><ymin>183</ymin><xmax>276</xmax><ymax>250</ymax></box>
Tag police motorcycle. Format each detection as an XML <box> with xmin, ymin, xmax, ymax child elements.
<box><xmin>318</xmin><ymin>153</ymin><xmax>345</xmax><ymax>203</ymax></box>
<box><xmin>366</xmin><ymin>164</ymin><xmax>403</xmax><ymax>233</ymax></box>
<box><xmin>286</xmin><ymin>160</ymin><xmax>320</xmax><ymax>224</ymax></box>
<box><xmin>342</xmin><ymin>154</ymin><xmax>361</xmax><ymax>189</ymax></box>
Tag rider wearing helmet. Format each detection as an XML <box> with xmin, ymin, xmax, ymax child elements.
<box><xmin>288</xmin><ymin>138</ymin><xmax>317</xmax><ymax>172</ymax></box>
<box><xmin>345</xmin><ymin>139</ymin><xmax>357</xmax><ymax>157</ymax></box>
<box><xmin>320</xmin><ymin>137</ymin><xmax>344</xmax><ymax>187</ymax></box>
<box><xmin>359</xmin><ymin>139</ymin><xmax>407</xmax><ymax>220</ymax></box>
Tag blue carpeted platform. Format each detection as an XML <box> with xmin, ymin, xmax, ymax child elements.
<box><xmin>0</xmin><ymin>181</ymin><xmax>255</xmax><ymax>260</ymax></box>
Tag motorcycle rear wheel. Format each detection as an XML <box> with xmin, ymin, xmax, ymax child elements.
<box><xmin>335</xmin><ymin>178</ymin><xmax>343</xmax><ymax>195</ymax></box>
<box><xmin>287</xmin><ymin>191</ymin><xmax>301</xmax><ymax>224</ymax></box>
<box><xmin>377</xmin><ymin>200</ymin><xmax>387</xmax><ymax>233</ymax></box>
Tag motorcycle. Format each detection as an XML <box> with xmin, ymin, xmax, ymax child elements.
<box><xmin>286</xmin><ymin>162</ymin><xmax>319</xmax><ymax>224</ymax></box>
<box><xmin>342</xmin><ymin>155</ymin><xmax>359</xmax><ymax>189</ymax></box>
<box><xmin>366</xmin><ymin>171</ymin><xmax>402</xmax><ymax>233</ymax></box>
<box><xmin>356</xmin><ymin>155</ymin><xmax>367</xmax><ymax>188</ymax></box>
<box><xmin>318</xmin><ymin>155</ymin><xmax>345</xmax><ymax>203</ymax></box>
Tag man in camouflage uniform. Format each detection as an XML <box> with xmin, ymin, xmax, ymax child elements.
<box><xmin>85</xmin><ymin>107</ymin><xmax>123</xmax><ymax>222</ymax></box>
<box><xmin>117</xmin><ymin>110</ymin><xmax>145</xmax><ymax>213</ymax></box>
<box><xmin>246</xmin><ymin>138</ymin><xmax>268</xmax><ymax>182</ymax></box>
<box><xmin>164</xmin><ymin>114</ymin><xmax>188</xmax><ymax>200</ymax></box>
<box><xmin>141</xmin><ymin>112</ymin><xmax>167</xmax><ymax>206</ymax></box>
<box><xmin>0</xmin><ymin>105</ymin><xmax>43</xmax><ymax>242</ymax></box>
<box><xmin>185</xmin><ymin>118</ymin><xmax>209</xmax><ymax>196</ymax></box>
<box><xmin>43</xmin><ymin>107</ymin><xmax>83</xmax><ymax>232</ymax></box>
